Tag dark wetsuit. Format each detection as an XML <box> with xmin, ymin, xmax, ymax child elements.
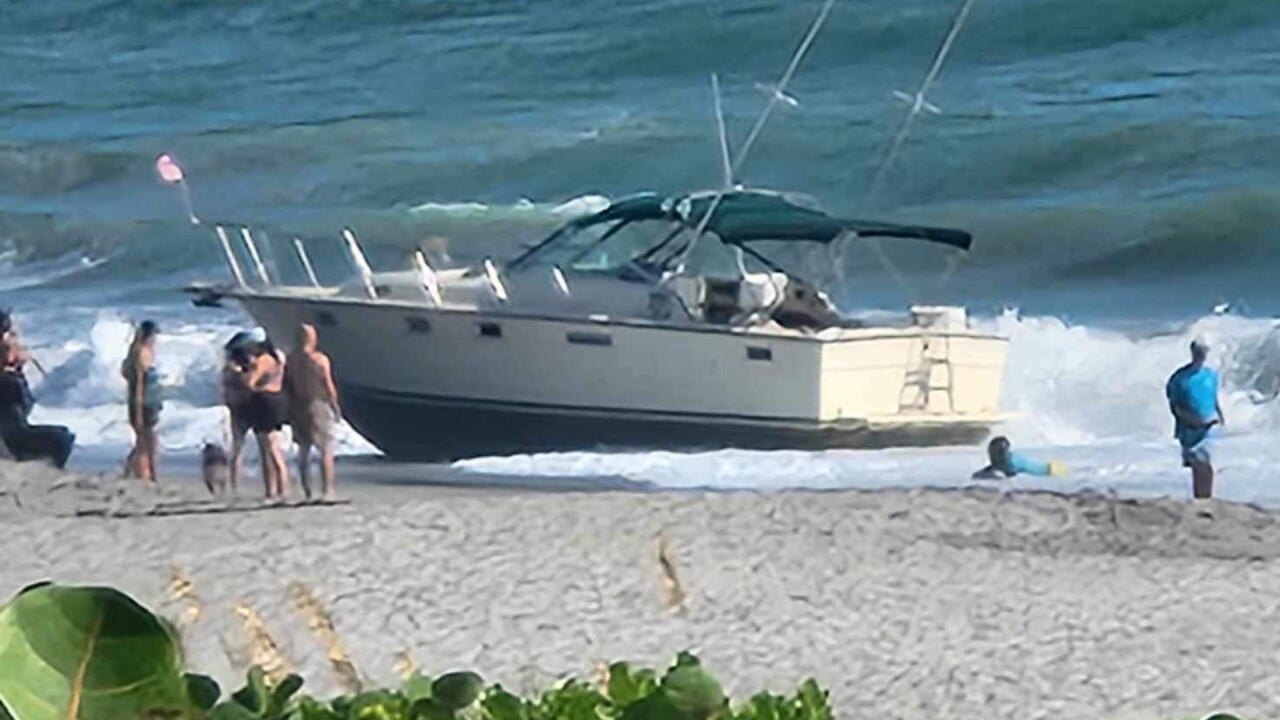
<box><xmin>0</xmin><ymin>369</ymin><xmax>74</xmax><ymax>468</ymax></box>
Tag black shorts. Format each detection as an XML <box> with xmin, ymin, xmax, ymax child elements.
<box><xmin>248</xmin><ymin>392</ymin><xmax>288</xmax><ymax>433</ymax></box>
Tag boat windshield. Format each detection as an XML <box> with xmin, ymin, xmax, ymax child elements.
<box><xmin>509</xmin><ymin>218</ymin><xmax>683</xmax><ymax>278</ymax></box>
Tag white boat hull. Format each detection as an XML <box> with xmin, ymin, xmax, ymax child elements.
<box><xmin>229</xmin><ymin>291</ymin><xmax>1008</xmax><ymax>460</ymax></box>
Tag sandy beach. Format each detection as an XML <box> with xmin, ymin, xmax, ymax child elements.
<box><xmin>1</xmin><ymin>459</ymin><xmax>1276</xmax><ymax>719</ymax></box>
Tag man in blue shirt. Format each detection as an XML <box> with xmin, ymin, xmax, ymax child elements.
<box><xmin>1165</xmin><ymin>339</ymin><xmax>1224</xmax><ymax>499</ymax></box>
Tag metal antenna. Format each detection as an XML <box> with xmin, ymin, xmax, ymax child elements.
<box><xmin>730</xmin><ymin>0</ymin><xmax>836</xmax><ymax>180</ymax></box>
<box><xmin>852</xmin><ymin>0</ymin><xmax>978</xmax><ymax>304</ymax></box>
<box><xmin>865</xmin><ymin>0</ymin><xmax>976</xmax><ymax>206</ymax></box>
<box><xmin>711</xmin><ymin>73</ymin><xmax>733</xmax><ymax>189</ymax></box>
<box><xmin>676</xmin><ymin>0</ymin><xmax>835</xmax><ymax>272</ymax></box>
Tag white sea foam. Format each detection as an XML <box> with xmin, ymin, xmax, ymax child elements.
<box><xmin>14</xmin><ymin>304</ymin><xmax>1280</xmax><ymax>503</ymax></box>
<box><xmin>408</xmin><ymin>194</ymin><xmax>610</xmax><ymax>219</ymax></box>
<box><xmin>457</xmin><ymin>310</ymin><xmax>1280</xmax><ymax>503</ymax></box>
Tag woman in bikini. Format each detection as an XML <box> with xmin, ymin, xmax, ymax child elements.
<box><xmin>244</xmin><ymin>340</ymin><xmax>290</xmax><ymax>499</ymax></box>
<box><xmin>122</xmin><ymin>320</ymin><xmax>162</xmax><ymax>482</ymax></box>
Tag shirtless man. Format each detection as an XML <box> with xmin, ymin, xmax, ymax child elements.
<box><xmin>284</xmin><ymin>323</ymin><xmax>340</xmax><ymax>500</ymax></box>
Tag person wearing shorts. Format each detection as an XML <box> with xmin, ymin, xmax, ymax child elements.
<box><xmin>284</xmin><ymin>323</ymin><xmax>341</xmax><ymax>500</ymax></box>
<box><xmin>1165</xmin><ymin>338</ymin><xmax>1223</xmax><ymax>500</ymax></box>
<box><xmin>245</xmin><ymin>340</ymin><xmax>290</xmax><ymax>499</ymax></box>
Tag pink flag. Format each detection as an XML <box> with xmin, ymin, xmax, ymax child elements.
<box><xmin>155</xmin><ymin>153</ymin><xmax>184</xmax><ymax>184</ymax></box>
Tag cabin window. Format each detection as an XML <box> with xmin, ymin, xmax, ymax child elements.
<box><xmin>315</xmin><ymin>310</ymin><xmax>338</xmax><ymax>328</ymax></box>
<box><xmin>405</xmin><ymin>317</ymin><xmax>431</xmax><ymax>334</ymax></box>
<box><xmin>478</xmin><ymin>322</ymin><xmax>502</xmax><ymax>338</ymax></box>
<box><xmin>746</xmin><ymin>346</ymin><xmax>772</xmax><ymax>362</ymax></box>
<box><xmin>566</xmin><ymin>330</ymin><xmax>612</xmax><ymax>347</ymax></box>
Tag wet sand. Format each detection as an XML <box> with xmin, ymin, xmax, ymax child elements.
<box><xmin>1</xmin><ymin>460</ymin><xmax>1274</xmax><ymax>719</ymax></box>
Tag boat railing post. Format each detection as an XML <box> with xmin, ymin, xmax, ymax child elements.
<box><xmin>238</xmin><ymin>227</ymin><xmax>271</xmax><ymax>286</ymax></box>
<box><xmin>342</xmin><ymin>227</ymin><xmax>378</xmax><ymax>299</ymax></box>
<box><xmin>293</xmin><ymin>237</ymin><xmax>321</xmax><ymax>287</ymax></box>
<box><xmin>483</xmin><ymin>257</ymin><xmax>509</xmax><ymax>302</ymax></box>
<box><xmin>551</xmin><ymin>265</ymin><xmax>571</xmax><ymax>296</ymax></box>
<box><xmin>214</xmin><ymin>225</ymin><xmax>248</xmax><ymax>288</ymax></box>
<box><xmin>412</xmin><ymin>250</ymin><xmax>443</xmax><ymax>306</ymax></box>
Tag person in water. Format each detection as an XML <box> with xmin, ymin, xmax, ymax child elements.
<box><xmin>972</xmin><ymin>436</ymin><xmax>1065</xmax><ymax>480</ymax></box>
<box><xmin>1166</xmin><ymin>338</ymin><xmax>1223</xmax><ymax>499</ymax></box>
<box><xmin>122</xmin><ymin>320</ymin><xmax>163</xmax><ymax>481</ymax></box>
<box><xmin>284</xmin><ymin>323</ymin><xmax>341</xmax><ymax>500</ymax></box>
<box><xmin>0</xmin><ymin>312</ymin><xmax>74</xmax><ymax>468</ymax></box>
<box><xmin>244</xmin><ymin>338</ymin><xmax>290</xmax><ymax>499</ymax></box>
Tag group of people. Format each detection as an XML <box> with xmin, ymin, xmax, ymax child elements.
<box><xmin>214</xmin><ymin>322</ymin><xmax>341</xmax><ymax>500</ymax></box>
<box><xmin>1</xmin><ymin>311</ymin><xmax>340</xmax><ymax>500</ymax></box>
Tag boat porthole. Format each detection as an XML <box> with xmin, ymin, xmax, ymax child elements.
<box><xmin>316</xmin><ymin>310</ymin><xmax>338</xmax><ymax>327</ymax></box>
<box><xmin>746</xmin><ymin>346</ymin><xmax>772</xmax><ymax>362</ymax></box>
<box><xmin>406</xmin><ymin>317</ymin><xmax>431</xmax><ymax>334</ymax></box>
<box><xmin>478</xmin><ymin>322</ymin><xmax>502</xmax><ymax>338</ymax></box>
<box><xmin>566</xmin><ymin>330</ymin><xmax>612</xmax><ymax>347</ymax></box>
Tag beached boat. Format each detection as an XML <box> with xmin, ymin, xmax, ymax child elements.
<box><xmin>187</xmin><ymin>188</ymin><xmax>1007</xmax><ymax>460</ymax></box>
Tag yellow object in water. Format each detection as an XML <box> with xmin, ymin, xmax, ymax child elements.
<box><xmin>1047</xmin><ymin>461</ymin><xmax>1068</xmax><ymax>477</ymax></box>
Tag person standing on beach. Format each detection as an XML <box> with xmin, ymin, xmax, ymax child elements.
<box><xmin>220</xmin><ymin>343</ymin><xmax>254</xmax><ymax>494</ymax></box>
<box><xmin>244</xmin><ymin>340</ymin><xmax>290</xmax><ymax>499</ymax></box>
<box><xmin>284</xmin><ymin>323</ymin><xmax>340</xmax><ymax>500</ymax></box>
<box><xmin>1166</xmin><ymin>338</ymin><xmax>1224</xmax><ymax>499</ymax></box>
<box><xmin>122</xmin><ymin>320</ymin><xmax>162</xmax><ymax>482</ymax></box>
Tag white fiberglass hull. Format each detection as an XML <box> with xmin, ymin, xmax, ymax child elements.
<box><xmin>231</xmin><ymin>291</ymin><xmax>1008</xmax><ymax>460</ymax></box>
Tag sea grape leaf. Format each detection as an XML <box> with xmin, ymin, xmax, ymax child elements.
<box><xmin>733</xmin><ymin>692</ymin><xmax>787</xmax><ymax>720</ymax></box>
<box><xmin>344</xmin><ymin>689</ymin><xmax>410</xmax><ymax>720</ymax></box>
<box><xmin>606</xmin><ymin>663</ymin><xmax>657</xmax><ymax>707</ymax></box>
<box><xmin>409</xmin><ymin>698</ymin><xmax>455</xmax><ymax>720</ymax></box>
<box><xmin>0</xmin><ymin>584</ymin><xmax>194</xmax><ymax>720</ymax></box>
<box><xmin>401</xmin><ymin>673</ymin><xmax>434</xmax><ymax>703</ymax></box>
<box><xmin>431</xmin><ymin>672</ymin><xmax>484</xmax><ymax>710</ymax></box>
<box><xmin>618</xmin><ymin>693</ymin><xmax>681</xmax><ymax>720</ymax></box>
<box><xmin>792</xmin><ymin>680</ymin><xmax>831</xmax><ymax>720</ymax></box>
<box><xmin>210</xmin><ymin>702</ymin><xmax>260</xmax><ymax>720</ymax></box>
<box><xmin>531</xmin><ymin>680</ymin><xmax>606</xmax><ymax>720</ymax></box>
<box><xmin>661</xmin><ymin>663</ymin><xmax>725</xmax><ymax>719</ymax></box>
<box><xmin>269</xmin><ymin>674</ymin><xmax>304</xmax><ymax>716</ymax></box>
<box><xmin>480</xmin><ymin>687</ymin><xmax>527</xmax><ymax>720</ymax></box>
<box><xmin>293</xmin><ymin>697</ymin><xmax>342</xmax><ymax>720</ymax></box>
<box><xmin>185</xmin><ymin>674</ymin><xmax>222</xmax><ymax>711</ymax></box>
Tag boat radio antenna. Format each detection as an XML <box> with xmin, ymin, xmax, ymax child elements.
<box><xmin>730</xmin><ymin>0</ymin><xmax>836</xmax><ymax>183</ymax></box>
<box><xmin>864</xmin><ymin>0</ymin><xmax>976</xmax><ymax>206</ymax></box>
<box><xmin>711</xmin><ymin>73</ymin><xmax>734</xmax><ymax>189</ymax></box>
<box><xmin>848</xmin><ymin>0</ymin><xmax>978</xmax><ymax>304</ymax></box>
<box><xmin>675</xmin><ymin>0</ymin><xmax>836</xmax><ymax>273</ymax></box>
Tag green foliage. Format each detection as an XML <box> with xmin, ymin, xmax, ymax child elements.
<box><xmin>0</xmin><ymin>584</ymin><xmax>200</xmax><ymax>720</ymax></box>
<box><xmin>0</xmin><ymin>584</ymin><xmax>841</xmax><ymax>720</ymax></box>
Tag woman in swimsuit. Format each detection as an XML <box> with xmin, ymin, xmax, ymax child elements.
<box><xmin>122</xmin><ymin>320</ymin><xmax>162</xmax><ymax>482</ymax></box>
<box><xmin>245</xmin><ymin>340</ymin><xmax>290</xmax><ymax>498</ymax></box>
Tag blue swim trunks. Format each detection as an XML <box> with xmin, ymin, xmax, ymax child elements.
<box><xmin>1179</xmin><ymin>426</ymin><xmax>1218</xmax><ymax>467</ymax></box>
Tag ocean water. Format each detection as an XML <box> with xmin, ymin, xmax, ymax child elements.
<box><xmin>3</xmin><ymin>0</ymin><xmax>1280</xmax><ymax>500</ymax></box>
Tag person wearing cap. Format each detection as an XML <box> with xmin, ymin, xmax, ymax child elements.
<box><xmin>1165</xmin><ymin>338</ymin><xmax>1224</xmax><ymax>499</ymax></box>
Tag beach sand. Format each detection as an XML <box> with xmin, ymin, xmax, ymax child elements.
<box><xmin>1</xmin><ymin>460</ymin><xmax>1276</xmax><ymax>719</ymax></box>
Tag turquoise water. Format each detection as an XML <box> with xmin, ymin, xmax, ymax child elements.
<box><xmin>3</xmin><ymin>0</ymin><xmax>1280</xmax><ymax>497</ymax></box>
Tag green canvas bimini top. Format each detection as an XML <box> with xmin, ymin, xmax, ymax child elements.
<box><xmin>570</xmin><ymin>189</ymin><xmax>972</xmax><ymax>251</ymax></box>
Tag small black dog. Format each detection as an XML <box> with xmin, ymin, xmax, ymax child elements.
<box><xmin>200</xmin><ymin>442</ymin><xmax>229</xmax><ymax>495</ymax></box>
